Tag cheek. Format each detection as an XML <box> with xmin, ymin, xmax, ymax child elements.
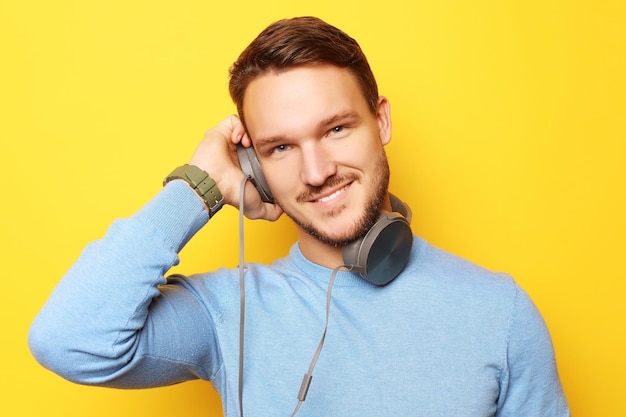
<box><xmin>348</xmin><ymin>136</ymin><xmax>385</xmax><ymax>167</ymax></box>
<box><xmin>263</xmin><ymin>162</ymin><xmax>297</xmax><ymax>197</ymax></box>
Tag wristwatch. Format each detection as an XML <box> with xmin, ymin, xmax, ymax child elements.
<box><xmin>164</xmin><ymin>165</ymin><xmax>224</xmax><ymax>217</ymax></box>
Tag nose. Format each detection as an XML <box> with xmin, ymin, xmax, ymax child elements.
<box><xmin>300</xmin><ymin>142</ymin><xmax>337</xmax><ymax>187</ymax></box>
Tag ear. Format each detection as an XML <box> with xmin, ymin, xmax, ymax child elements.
<box><xmin>376</xmin><ymin>96</ymin><xmax>392</xmax><ymax>145</ymax></box>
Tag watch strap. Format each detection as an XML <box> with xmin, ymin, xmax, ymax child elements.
<box><xmin>164</xmin><ymin>165</ymin><xmax>224</xmax><ymax>217</ymax></box>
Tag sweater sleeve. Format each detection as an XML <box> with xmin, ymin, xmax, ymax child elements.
<box><xmin>496</xmin><ymin>284</ymin><xmax>570</xmax><ymax>416</ymax></box>
<box><xmin>28</xmin><ymin>181</ymin><xmax>222</xmax><ymax>387</ymax></box>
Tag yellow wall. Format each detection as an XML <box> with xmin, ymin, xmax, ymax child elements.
<box><xmin>2</xmin><ymin>1</ymin><xmax>624</xmax><ymax>415</ymax></box>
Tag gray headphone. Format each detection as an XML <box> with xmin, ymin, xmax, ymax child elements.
<box><xmin>237</xmin><ymin>145</ymin><xmax>413</xmax><ymax>286</ymax></box>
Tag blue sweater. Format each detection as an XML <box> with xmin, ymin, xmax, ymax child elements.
<box><xmin>29</xmin><ymin>181</ymin><xmax>569</xmax><ymax>416</ymax></box>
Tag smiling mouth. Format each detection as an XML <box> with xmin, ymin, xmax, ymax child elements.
<box><xmin>315</xmin><ymin>184</ymin><xmax>350</xmax><ymax>203</ymax></box>
<box><xmin>297</xmin><ymin>173</ymin><xmax>360</xmax><ymax>203</ymax></box>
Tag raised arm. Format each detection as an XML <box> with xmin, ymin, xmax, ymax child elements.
<box><xmin>28</xmin><ymin>115</ymin><xmax>280</xmax><ymax>387</ymax></box>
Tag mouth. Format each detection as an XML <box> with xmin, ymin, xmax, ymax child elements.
<box><xmin>297</xmin><ymin>173</ymin><xmax>360</xmax><ymax>204</ymax></box>
<box><xmin>315</xmin><ymin>184</ymin><xmax>350</xmax><ymax>203</ymax></box>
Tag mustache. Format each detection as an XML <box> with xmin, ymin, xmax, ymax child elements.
<box><xmin>296</xmin><ymin>173</ymin><xmax>360</xmax><ymax>202</ymax></box>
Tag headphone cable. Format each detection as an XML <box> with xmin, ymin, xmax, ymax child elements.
<box><xmin>237</xmin><ymin>176</ymin><xmax>351</xmax><ymax>417</ymax></box>
<box><xmin>238</xmin><ymin>177</ymin><xmax>248</xmax><ymax>417</ymax></box>
<box><xmin>290</xmin><ymin>264</ymin><xmax>350</xmax><ymax>417</ymax></box>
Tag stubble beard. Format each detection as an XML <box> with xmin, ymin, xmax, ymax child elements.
<box><xmin>278</xmin><ymin>149</ymin><xmax>391</xmax><ymax>247</ymax></box>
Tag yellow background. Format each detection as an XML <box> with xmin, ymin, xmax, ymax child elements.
<box><xmin>2</xmin><ymin>0</ymin><xmax>624</xmax><ymax>415</ymax></box>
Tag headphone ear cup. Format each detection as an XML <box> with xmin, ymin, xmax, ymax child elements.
<box><xmin>342</xmin><ymin>212</ymin><xmax>413</xmax><ymax>286</ymax></box>
<box><xmin>236</xmin><ymin>144</ymin><xmax>274</xmax><ymax>203</ymax></box>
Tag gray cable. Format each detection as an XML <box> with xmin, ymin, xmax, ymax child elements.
<box><xmin>237</xmin><ymin>176</ymin><xmax>350</xmax><ymax>417</ymax></box>
<box><xmin>290</xmin><ymin>264</ymin><xmax>350</xmax><ymax>417</ymax></box>
<box><xmin>238</xmin><ymin>177</ymin><xmax>248</xmax><ymax>417</ymax></box>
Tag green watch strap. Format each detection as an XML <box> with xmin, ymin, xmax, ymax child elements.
<box><xmin>164</xmin><ymin>165</ymin><xmax>224</xmax><ymax>216</ymax></box>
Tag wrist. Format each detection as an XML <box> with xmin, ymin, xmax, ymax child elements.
<box><xmin>164</xmin><ymin>165</ymin><xmax>224</xmax><ymax>217</ymax></box>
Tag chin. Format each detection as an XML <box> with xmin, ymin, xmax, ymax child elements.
<box><xmin>301</xmin><ymin>211</ymin><xmax>376</xmax><ymax>247</ymax></box>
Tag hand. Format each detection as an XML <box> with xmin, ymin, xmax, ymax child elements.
<box><xmin>189</xmin><ymin>115</ymin><xmax>283</xmax><ymax>221</ymax></box>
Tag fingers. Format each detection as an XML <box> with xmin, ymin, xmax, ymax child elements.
<box><xmin>214</xmin><ymin>114</ymin><xmax>254</xmax><ymax>148</ymax></box>
<box><xmin>225</xmin><ymin>115</ymin><xmax>245</xmax><ymax>143</ymax></box>
<box><xmin>187</xmin><ymin>115</ymin><xmax>280</xmax><ymax>222</ymax></box>
<box><xmin>223</xmin><ymin>115</ymin><xmax>253</xmax><ymax>148</ymax></box>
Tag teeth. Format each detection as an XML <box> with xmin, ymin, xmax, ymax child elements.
<box><xmin>317</xmin><ymin>186</ymin><xmax>346</xmax><ymax>203</ymax></box>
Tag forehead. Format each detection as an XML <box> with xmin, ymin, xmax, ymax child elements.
<box><xmin>242</xmin><ymin>65</ymin><xmax>369</xmax><ymax>140</ymax></box>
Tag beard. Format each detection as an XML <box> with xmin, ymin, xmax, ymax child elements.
<box><xmin>278</xmin><ymin>149</ymin><xmax>390</xmax><ymax>247</ymax></box>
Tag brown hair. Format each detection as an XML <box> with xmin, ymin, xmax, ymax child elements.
<box><xmin>229</xmin><ymin>16</ymin><xmax>379</xmax><ymax>124</ymax></box>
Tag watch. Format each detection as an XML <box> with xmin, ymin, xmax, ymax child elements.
<box><xmin>164</xmin><ymin>165</ymin><xmax>224</xmax><ymax>217</ymax></box>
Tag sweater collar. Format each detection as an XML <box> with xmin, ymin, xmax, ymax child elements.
<box><xmin>288</xmin><ymin>237</ymin><xmax>423</xmax><ymax>288</ymax></box>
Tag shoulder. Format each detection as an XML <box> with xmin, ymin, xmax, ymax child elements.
<box><xmin>405</xmin><ymin>236</ymin><xmax>554</xmax><ymax>346</ymax></box>
<box><xmin>166</xmin><ymin>249</ymin><xmax>304</xmax><ymax>308</ymax></box>
<box><xmin>405</xmin><ymin>236</ymin><xmax>516</xmax><ymax>296</ymax></box>
<box><xmin>395</xmin><ymin>237</ymin><xmax>543</xmax><ymax>338</ymax></box>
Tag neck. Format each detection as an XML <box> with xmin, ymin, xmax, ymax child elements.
<box><xmin>298</xmin><ymin>231</ymin><xmax>345</xmax><ymax>269</ymax></box>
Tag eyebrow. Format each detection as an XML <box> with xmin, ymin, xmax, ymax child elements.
<box><xmin>253</xmin><ymin>134</ymin><xmax>289</xmax><ymax>150</ymax></box>
<box><xmin>317</xmin><ymin>110</ymin><xmax>361</xmax><ymax>129</ymax></box>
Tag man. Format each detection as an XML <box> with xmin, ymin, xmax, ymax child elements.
<box><xmin>29</xmin><ymin>16</ymin><xmax>569</xmax><ymax>416</ymax></box>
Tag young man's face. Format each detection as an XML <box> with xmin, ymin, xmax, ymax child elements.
<box><xmin>243</xmin><ymin>65</ymin><xmax>392</xmax><ymax>247</ymax></box>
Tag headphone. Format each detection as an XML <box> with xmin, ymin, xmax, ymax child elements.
<box><xmin>237</xmin><ymin>144</ymin><xmax>413</xmax><ymax>286</ymax></box>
